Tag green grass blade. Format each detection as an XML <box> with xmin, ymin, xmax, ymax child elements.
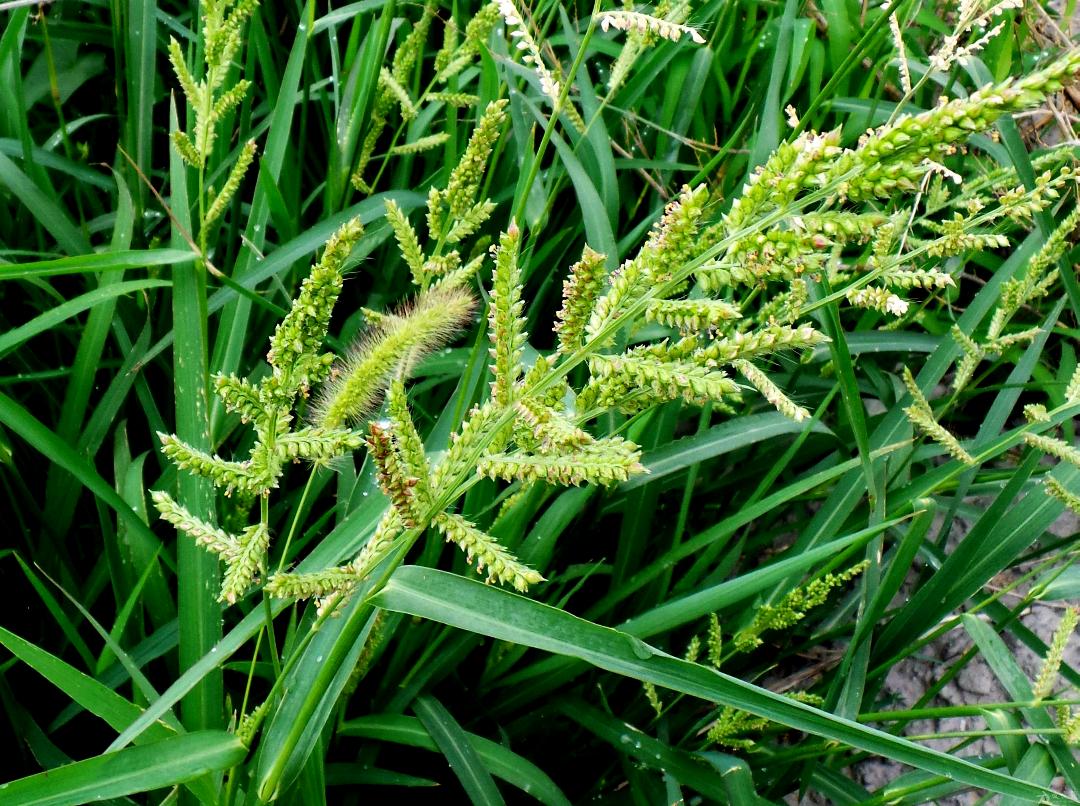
<box><xmin>0</xmin><ymin>249</ymin><xmax>194</xmax><ymax>280</ymax></box>
<box><xmin>622</xmin><ymin>412</ymin><xmax>832</xmax><ymax>491</ymax></box>
<box><xmin>374</xmin><ymin>566</ymin><xmax>1079</xmax><ymax>805</ymax></box>
<box><xmin>0</xmin><ymin>624</ymin><xmax>174</xmax><ymax>743</ymax></box>
<box><xmin>559</xmin><ymin>698</ymin><xmax>741</xmax><ymax>802</ymax></box>
<box><xmin>0</xmin><ymin>391</ymin><xmax>163</xmax><ymax>552</ymax></box>
<box><xmin>168</xmin><ymin>97</ymin><xmax>221</xmax><ymax>735</ymax></box>
<box><xmin>0</xmin><ymin>731</ymin><xmax>245</xmax><ymax>806</ymax></box>
<box><xmin>0</xmin><ymin>151</ymin><xmax>88</xmax><ymax>255</ymax></box>
<box><xmin>0</xmin><ymin>279</ymin><xmax>170</xmax><ymax>359</ymax></box>
<box><xmin>341</xmin><ymin>714</ymin><xmax>570</xmax><ymax>805</ymax></box>
<box><xmin>413</xmin><ymin>695</ymin><xmax>505</xmax><ymax>805</ymax></box>
<box><xmin>748</xmin><ymin>0</ymin><xmax>796</xmax><ymax>170</ymax></box>
<box><xmin>255</xmin><ymin>599</ymin><xmax>375</xmax><ymax>801</ymax></box>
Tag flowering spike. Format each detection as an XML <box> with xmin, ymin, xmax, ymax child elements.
<box><xmin>488</xmin><ymin>224</ymin><xmax>527</xmax><ymax>406</ymax></box>
<box><xmin>478</xmin><ymin>436</ymin><xmax>644</xmax><ymax>486</ymax></box>
<box><xmin>555</xmin><ymin>245</ymin><xmax>607</xmax><ymax>353</ymax></box>
<box><xmin>314</xmin><ymin>286</ymin><xmax>475</xmax><ymax>429</ymax></box>
<box><xmin>582</xmin><ymin>353</ymin><xmax>741</xmax><ymax>413</ymax></box>
<box><xmin>267</xmin><ymin>218</ymin><xmax>363</xmax><ymax>392</ymax></box>
<box><xmin>733</xmin><ymin>359</ymin><xmax>809</xmax><ymax>422</ymax></box>
<box><xmin>152</xmin><ymin>490</ymin><xmax>239</xmax><ymax>560</ymax></box>
<box><xmin>366</xmin><ymin>421</ymin><xmax>427</xmax><ymax>526</ymax></box>
<box><xmin>1024</xmin><ymin>432</ymin><xmax>1080</xmax><ymax>469</ymax></box>
<box><xmin>385</xmin><ymin>200</ymin><xmax>426</xmax><ymax>284</ymax></box>
<box><xmin>598</xmin><ymin>10</ymin><xmax>706</xmax><ymax>44</ymax></box>
<box><xmin>203</xmin><ymin>139</ymin><xmax>257</xmax><ymax>231</ymax></box>
<box><xmin>1034</xmin><ymin>608</ymin><xmax>1079</xmax><ymax>700</ymax></box>
<box><xmin>901</xmin><ymin>367</ymin><xmax>976</xmax><ymax>466</ymax></box>
<box><xmin>219</xmin><ymin>523</ymin><xmax>270</xmax><ymax>604</ymax></box>
<box><xmin>646</xmin><ymin>298</ymin><xmax>742</xmax><ymax>333</ymax></box>
<box><xmin>434</xmin><ymin>511</ymin><xmax>543</xmax><ymax>591</ymax></box>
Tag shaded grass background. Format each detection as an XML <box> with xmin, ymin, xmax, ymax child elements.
<box><xmin>0</xmin><ymin>0</ymin><xmax>1078</xmax><ymax>801</ymax></box>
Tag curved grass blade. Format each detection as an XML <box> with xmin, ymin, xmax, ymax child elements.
<box><xmin>623</xmin><ymin>412</ymin><xmax>832</xmax><ymax>491</ymax></box>
<box><xmin>0</xmin><ymin>391</ymin><xmax>163</xmax><ymax>552</ymax></box>
<box><xmin>0</xmin><ymin>249</ymin><xmax>194</xmax><ymax>280</ymax></box>
<box><xmin>0</xmin><ymin>731</ymin><xmax>245</xmax><ymax>806</ymax></box>
<box><xmin>413</xmin><ymin>695</ymin><xmax>505</xmax><ymax>805</ymax></box>
<box><xmin>0</xmin><ymin>279</ymin><xmax>170</xmax><ymax>360</ymax></box>
<box><xmin>340</xmin><ymin>714</ymin><xmax>570</xmax><ymax>805</ymax></box>
<box><xmin>374</xmin><ymin>566</ymin><xmax>1079</xmax><ymax>805</ymax></box>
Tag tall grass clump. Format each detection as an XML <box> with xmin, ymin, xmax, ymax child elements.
<box><xmin>0</xmin><ymin>0</ymin><xmax>1079</xmax><ymax>802</ymax></box>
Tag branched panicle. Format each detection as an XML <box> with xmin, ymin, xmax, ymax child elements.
<box><xmin>555</xmin><ymin>245</ymin><xmax>607</xmax><ymax>353</ymax></box>
<box><xmin>901</xmin><ymin>367</ymin><xmax>976</xmax><ymax>466</ymax></box>
<box><xmin>734</xmin><ymin>561</ymin><xmax>868</xmax><ymax>652</ymax></box>
<box><xmin>437</xmin><ymin>2</ymin><xmax>500</xmax><ymax>81</ymax></box>
<box><xmin>707</xmin><ymin>707</ymin><xmax>770</xmax><ymax>748</ymax></box>
<box><xmin>350</xmin><ymin>2</ymin><xmax>436</xmax><ymax>192</ymax></box>
<box><xmin>267</xmin><ymin>218</ymin><xmax>364</xmax><ymax>394</ymax></box>
<box><xmin>711</xmin><ymin>130</ymin><xmax>841</xmax><ymax>247</ymax></box>
<box><xmin>824</xmin><ymin>51</ymin><xmax>1080</xmax><ymax>201</ymax></box>
<box><xmin>157</xmin><ymin>222</ymin><xmax>414</xmax><ymax>606</ymax></box>
<box><xmin>428</xmin><ymin>100</ymin><xmax>508</xmax><ymax>238</ymax></box>
<box><xmin>167</xmin><ymin>0</ymin><xmax>258</xmax><ymax>240</ymax></box>
<box><xmin>586</xmin><ymin>184</ymin><xmax>709</xmax><ymax>344</ymax></box>
<box><xmin>488</xmin><ymin>223</ymin><xmax>527</xmax><ymax>406</ymax></box>
<box><xmin>986</xmin><ymin>204</ymin><xmax>1079</xmax><ymax>343</ymax></box>
<box><xmin>434</xmin><ymin>511</ymin><xmax>543</xmax><ymax>591</ymax></box>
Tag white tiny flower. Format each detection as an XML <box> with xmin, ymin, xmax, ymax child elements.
<box><xmin>885</xmin><ymin>295</ymin><xmax>909</xmax><ymax>316</ymax></box>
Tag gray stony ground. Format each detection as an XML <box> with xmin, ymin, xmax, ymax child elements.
<box><xmin>785</xmin><ymin>508</ymin><xmax>1080</xmax><ymax>805</ymax></box>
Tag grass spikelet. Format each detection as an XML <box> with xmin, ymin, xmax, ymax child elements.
<box><xmin>902</xmin><ymin>367</ymin><xmax>976</xmax><ymax>466</ymax></box>
<box><xmin>1033</xmin><ymin>607</ymin><xmax>1079</xmax><ymax>700</ymax></box>
<box><xmin>434</xmin><ymin>511</ymin><xmax>544</xmax><ymax>591</ymax></box>
<box><xmin>733</xmin><ymin>359</ymin><xmax>810</xmax><ymax>422</ymax></box>
<box><xmin>1023</xmin><ymin>432</ymin><xmax>1080</xmax><ymax>469</ymax></box>
<box><xmin>1066</xmin><ymin>365</ymin><xmax>1080</xmax><ymax>405</ymax></box>
<box><xmin>151</xmin><ymin>490</ymin><xmax>239</xmax><ymax>559</ymax></box>
<box><xmin>598</xmin><ymin>10</ymin><xmax>705</xmax><ymax>44</ymax></box>
<box><xmin>488</xmin><ymin>223</ymin><xmax>527</xmax><ymax>406</ymax></box>
<box><xmin>555</xmin><ymin>245</ymin><xmax>607</xmax><ymax>352</ymax></box>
